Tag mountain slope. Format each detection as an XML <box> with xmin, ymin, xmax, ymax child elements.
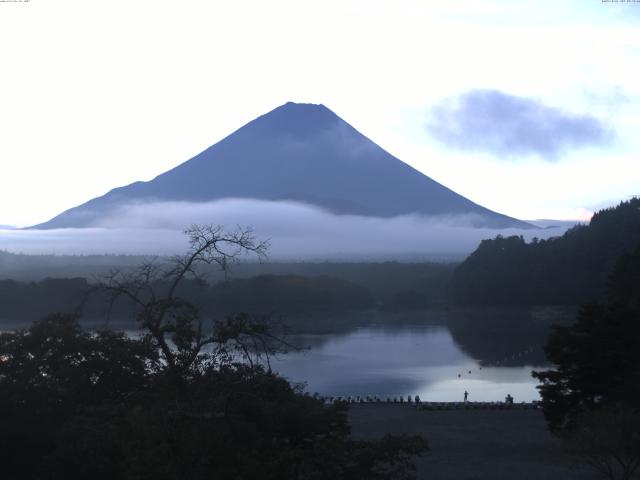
<box><xmin>34</xmin><ymin>102</ymin><xmax>531</xmax><ymax>229</ymax></box>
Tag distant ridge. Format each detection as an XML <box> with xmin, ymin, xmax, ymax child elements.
<box><xmin>34</xmin><ymin>102</ymin><xmax>532</xmax><ymax>229</ymax></box>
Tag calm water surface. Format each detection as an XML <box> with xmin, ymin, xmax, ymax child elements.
<box><xmin>3</xmin><ymin>307</ymin><xmax>568</xmax><ymax>403</ymax></box>
<box><xmin>271</xmin><ymin>323</ymin><xmax>544</xmax><ymax>403</ymax></box>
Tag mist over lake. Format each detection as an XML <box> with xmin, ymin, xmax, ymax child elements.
<box><xmin>0</xmin><ymin>199</ymin><xmax>572</xmax><ymax>259</ymax></box>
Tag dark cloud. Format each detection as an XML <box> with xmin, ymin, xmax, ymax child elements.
<box><xmin>427</xmin><ymin>89</ymin><xmax>614</xmax><ymax>160</ymax></box>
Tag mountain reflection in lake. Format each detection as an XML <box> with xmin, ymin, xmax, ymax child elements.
<box><xmin>272</xmin><ymin>326</ymin><xmax>534</xmax><ymax>402</ymax></box>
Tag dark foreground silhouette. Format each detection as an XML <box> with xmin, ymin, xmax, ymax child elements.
<box><xmin>0</xmin><ymin>225</ymin><xmax>427</xmax><ymax>480</ymax></box>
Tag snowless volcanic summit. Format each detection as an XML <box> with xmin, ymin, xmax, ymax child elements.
<box><xmin>35</xmin><ymin>102</ymin><xmax>531</xmax><ymax>229</ymax></box>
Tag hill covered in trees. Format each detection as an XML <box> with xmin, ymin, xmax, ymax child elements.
<box><xmin>0</xmin><ymin>257</ymin><xmax>455</xmax><ymax>323</ymax></box>
<box><xmin>533</xmin><ymin>242</ymin><xmax>640</xmax><ymax>431</ymax></box>
<box><xmin>450</xmin><ymin>198</ymin><xmax>640</xmax><ymax>306</ymax></box>
<box><xmin>207</xmin><ymin>275</ymin><xmax>372</xmax><ymax>315</ymax></box>
<box><xmin>0</xmin><ymin>275</ymin><xmax>377</xmax><ymax>325</ymax></box>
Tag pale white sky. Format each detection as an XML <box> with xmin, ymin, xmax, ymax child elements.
<box><xmin>1</xmin><ymin>0</ymin><xmax>639</xmax><ymax>226</ymax></box>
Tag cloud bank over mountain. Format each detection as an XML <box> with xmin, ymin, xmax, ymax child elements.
<box><xmin>3</xmin><ymin>200</ymin><xmax>571</xmax><ymax>259</ymax></box>
<box><xmin>427</xmin><ymin>89</ymin><xmax>614</xmax><ymax>160</ymax></box>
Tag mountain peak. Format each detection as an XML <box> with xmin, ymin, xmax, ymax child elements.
<box><xmin>280</xmin><ymin>101</ymin><xmax>329</xmax><ymax>111</ymax></box>
<box><xmin>283</xmin><ymin>101</ymin><xmax>324</xmax><ymax>107</ymax></box>
<box><xmin>246</xmin><ymin>102</ymin><xmax>340</xmax><ymax>138</ymax></box>
<box><xmin>33</xmin><ymin>102</ymin><xmax>532</xmax><ymax>230</ymax></box>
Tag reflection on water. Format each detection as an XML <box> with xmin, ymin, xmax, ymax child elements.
<box><xmin>2</xmin><ymin>307</ymin><xmax>575</xmax><ymax>402</ymax></box>
<box><xmin>446</xmin><ymin>306</ymin><xmax>575</xmax><ymax>367</ymax></box>
<box><xmin>272</xmin><ymin>324</ymin><xmax>545</xmax><ymax>402</ymax></box>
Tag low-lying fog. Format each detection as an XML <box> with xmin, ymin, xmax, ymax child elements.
<box><xmin>1</xmin><ymin>199</ymin><xmax>575</xmax><ymax>259</ymax></box>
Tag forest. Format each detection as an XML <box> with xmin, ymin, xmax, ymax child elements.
<box><xmin>450</xmin><ymin>198</ymin><xmax>640</xmax><ymax>306</ymax></box>
<box><xmin>0</xmin><ymin>259</ymin><xmax>454</xmax><ymax>325</ymax></box>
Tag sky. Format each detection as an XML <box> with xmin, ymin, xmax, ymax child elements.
<box><xmin>1</xmin><ymin>0</ymin><xmax>639</xmax><ymax>227</ymax></box>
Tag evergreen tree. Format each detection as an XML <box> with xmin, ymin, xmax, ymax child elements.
<box><xmin>533</xmin><ymin>243</ymin><xmax>640</xmax><ymax>432</ymax></box>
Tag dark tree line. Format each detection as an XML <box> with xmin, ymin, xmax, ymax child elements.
<box><xmin>1</xmin><ymin>249</ymin><xmax>456</xmax><ymax>309</ymax></box>
<box><xmin>533</xmin><ymin>243</ymin><xmax>640</xmax><ymax>479</ymax></box>
<box><xmin>450</xmin><ymin>198</ymin><xmax>640</xmax><ymax>306</ymax></box>
<box><xmin>0</xmin><ymin>274</ymin><xmax>374</xmax><ymax>323</ymax></box>
<box><xmin>533</xmin><ymin>243</ymin><xmax>640</xmax><ymax>430</ymax></box>
<box><xmin>0</xmin><ymin>226</ymin><xmax>427</xmax><ymax>480</ymax></box>
<box><xmin>0</xmin><ymin>277</ymin><xmax>91</xmax><ymax>320</ymax></box>
<box><xmin>0</xmin><ymin>266</ymin><xmax>454</xmax><ymax>323</ymax></box>
<box><xmin>207</xmin><ymin>274</ymin><xmax>373</xmax><ymax>315</ymax></box>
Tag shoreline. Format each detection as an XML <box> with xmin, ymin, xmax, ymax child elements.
<box><xmin>348</xmin><ymin>404</ymin><xmax>598</xmax><ymax>480</ymax></box>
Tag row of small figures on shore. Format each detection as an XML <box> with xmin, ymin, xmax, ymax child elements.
<box><xmin>321</xmin><ymin>394</ymin><xmax>422</xmax><ymax>404</ymax></box>
<box><xmin>315</xmin><ymin>394</ymin><xmax>540</xmax><ymax>409</ymax></box>
<box><xmin>417</xmin><ymin>401</ymin><xmax>540</xmax><ymax>410</ymax></box>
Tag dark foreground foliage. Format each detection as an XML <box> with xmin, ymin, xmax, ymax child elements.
<box><xmin>0</xmin><ymin>314</ymin><xmax>427</xmax><ymax>480</ymax></box>
<box><xmin>533</xmin><ymin>244</ymin><xmax>640</xmax><ymax>479</ymax></box>
<box><xmin>0</xmin><ymin>226</ymin><xmax>427</xmax><ymax>480</ymax></box>
<box><xmin>533</xmin><ymin>243</ymin><xmax>640</xmax><ymax>431</ymax></box>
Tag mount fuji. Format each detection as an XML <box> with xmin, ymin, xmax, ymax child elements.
<box><xmin>34</xmin><ymin>102</ymin><xmax>531</xmax><ymax>230</ymax></box>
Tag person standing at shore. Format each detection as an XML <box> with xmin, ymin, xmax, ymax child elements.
<box><xmin>464</xmin><ymin>390</ymin><xmax>469</xmax><ymax>402</ymax></box>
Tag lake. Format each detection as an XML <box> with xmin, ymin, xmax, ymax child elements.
<box><xmin>266</xmin><ymin>307</ymin><xmax>572</xmax><ymax>403</ymax></box>
<box><xmin>271</xmin><ymin>325</ymin><xmax>541</xmax><ymax>403</ymax></box>
<box><xmin>1</xmin><ymin>306</ymin><xmax>572</xmax><ymax>403</ymax></box>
